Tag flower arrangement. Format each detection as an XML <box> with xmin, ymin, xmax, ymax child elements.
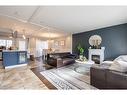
<box><xmin>77</xmin><ymin>43</ymin><xmax>84</xmax><ymax>55</ymax></box>
<box><xmin>77</xmin><ymin>44</ymin><xmax>87</xmax><ymax>62</ymax></box>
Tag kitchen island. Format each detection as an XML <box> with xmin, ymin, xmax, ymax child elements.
<box><xmin>2</xmin><ymin>50</ymin><xmax>27</xmax><ymax>69</ymax></box>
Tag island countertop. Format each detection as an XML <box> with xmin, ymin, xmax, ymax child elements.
<box><xmin>2</xmin><ymin>50</ymin><xmax>27</xmax><ymax>52</ymax></box>
<box><xmin>2</xmin><ymin>50</ymin><xmax>28</xmax><ymax>69</ymax></box>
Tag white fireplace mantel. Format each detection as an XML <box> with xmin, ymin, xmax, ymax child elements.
<box><xmin>88</xmin><ymin>47</ymin><xmax>105</xmax><ymax>64</ymax></box>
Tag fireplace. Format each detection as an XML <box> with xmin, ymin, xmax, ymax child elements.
<box><xmin>89</xmin><ymin>47</ymin><xmax>105</xmax><ymax>64</ymax></box>
<box><xmin>92</xmin><ymin>55</ymin><xmax>100</xmax><ymax>64</ymax></box>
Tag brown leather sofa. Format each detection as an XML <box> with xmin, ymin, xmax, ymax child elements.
<box><xmin>47</xmin><ymin>52</ymin><xmax>76</xmax><ymax>68</ymax></box>
<box><xmin>90</xmin><ymin>64</ymin><xmax>127</xmax><ymax>89</ymax></box>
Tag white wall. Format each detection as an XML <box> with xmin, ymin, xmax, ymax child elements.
<box><xmin>48</xmin><ymin>35</ymin><xmax>72</xmax><ymax>53</ymax></box>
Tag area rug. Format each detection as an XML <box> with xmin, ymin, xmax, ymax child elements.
<box><xmin>40</xmin><ymin>63</ymin><xmax>97</xmax><ymax>90</ymax></box>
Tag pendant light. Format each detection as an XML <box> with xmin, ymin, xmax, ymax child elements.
<box><xmin>22</xmin><ymin>29</ymin><xmax>26</xmax><ymax>39</ymax></box>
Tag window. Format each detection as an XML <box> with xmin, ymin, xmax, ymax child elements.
<box><xmin>19</xmin><ymin>41</ymin><xmax>26</xmax><ymax>51</ymax></box>
<box><xmin>6</xmin><ymin>40</ymin><xmax>12</xmax><ymax>48</ymax></box>
<box><xmin>42</xmin><ymin>41</ymin><xmax>48</xmax><ymax>49</ymax></box>
<box><xmin>36</xmin><ymin>40</ymin><xmax>48</xmax><ymax>57</ymax></box>
<box><xmin>0</xmin><ymin>40</ymin><xmax>6</xmax><ymax>46</ymax></box>
<box><xmin>0</xmin><ymin>39</ymin><xmax>12</xmax><ymax>48</ymax></box>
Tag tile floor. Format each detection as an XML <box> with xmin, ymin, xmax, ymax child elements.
<box><xmin>0</xmin><ymin>58</ymin><xmax>49</xmax><ymax>89</ymax></box>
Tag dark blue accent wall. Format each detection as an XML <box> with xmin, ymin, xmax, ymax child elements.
<box><xmin>72</xmin><ymin>23</ymin><xmax>127</xmax><ymax>60</ymax></box>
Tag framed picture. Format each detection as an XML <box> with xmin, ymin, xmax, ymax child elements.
<box><xmin>54</xmin><ymin>41</ymin><xmax>59</xmax><ymax>46</ymax></box>
<box><xmin>60</xmin><ymin>40</ymin><xmax>65</xmax><ymax>46</ymax></box>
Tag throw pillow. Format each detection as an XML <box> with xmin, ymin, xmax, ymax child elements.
<box><xmin>109</xmin><ymin>60</ymin><xmax>127</xmax><ymax>72</ymax></box>
<box><xmin>114</xmin><ymin>55</ymin><xmax>127</xmax><ymax>62</ymax></box>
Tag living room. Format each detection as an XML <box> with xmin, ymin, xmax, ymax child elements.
<box><xmin>0</xmin><ymin>6</ymin><xmax>127</xmax><ymax>91</ymax></box>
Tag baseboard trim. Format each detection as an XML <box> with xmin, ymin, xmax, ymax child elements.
<box><xmin>5</xmin><ymin>64</ymin><xmax>27</xmax><ymax>69</ymax></box>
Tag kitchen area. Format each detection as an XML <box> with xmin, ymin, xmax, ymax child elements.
<box><xmin>0</xmin><ymin>29</ymin><xmax>28</xmax><ymax>69</ymax></box>
<box><xmin>0</xmin><ymin>30</ymin><xmax>49</xmax><ymax>69</ymax></box>
<box><xmin>0</xmin><ymin>37</ymin><xmax>28</xmax><ymax>69</ymax></box>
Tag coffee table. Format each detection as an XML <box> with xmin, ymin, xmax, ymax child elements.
<box><xmin>74</xmin><ymin>60</ymin><xmax>95</xmax><ymax>75</ymax></box>
<box><xmin>75</xmin><ymin>60</ymin><xmax>95</xmax><ymax>64</ymax></box>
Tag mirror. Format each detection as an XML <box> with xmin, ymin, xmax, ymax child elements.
<box><xmin>89</xmin><ymin>35</ymin><xmax>102</xmax><ymax>48</ymax></box>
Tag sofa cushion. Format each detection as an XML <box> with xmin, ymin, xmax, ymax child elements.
<box><xmin>63</xmin><ymin>58</ymin><xmax>75</xmax><ymax>65</ymax></box>
<box><xmin>102</xmin><ymin>61</ymin><xmax>114</xmax><ymax>65</ymax></box>
<box><xmin>92</xmin><ymin>64</ymin><xmax>111</xmax><ymax>69</ymax></box>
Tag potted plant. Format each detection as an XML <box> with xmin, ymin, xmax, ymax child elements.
<box><xmin>77</xmin><ymin>44</ymin><xmax>85</xmax><ymax>61</ymax></box>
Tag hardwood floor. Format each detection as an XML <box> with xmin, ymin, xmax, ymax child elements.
<box><xmin>30</xmin><ymin>57</ymin><xmax>57</xmax><ymax>89</ymax></box>
<box><xmin>31</xmin><ymin>67</ymin><xmax>57</xmax><ymax>89</ymax></box>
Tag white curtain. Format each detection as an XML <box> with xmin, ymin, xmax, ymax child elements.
<box><xmin>19</xmin><ymin>40</ymin><xmax>26</xmax><ymax>51</ymax></box>
<box><xmin>36</xmin><ymin>39</ymin><xmax>48</xmax><ymax>57</ymax></box>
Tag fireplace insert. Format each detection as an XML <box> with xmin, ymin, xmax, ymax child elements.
<box><xmin>92</xmin><ymin>55</ymin><xmax>100</xmax><ymax>64</ymax></box>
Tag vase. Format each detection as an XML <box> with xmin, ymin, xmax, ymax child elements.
<box><xmin>79</xmin><ymin>55</ymin><xmax>83</xmax><ymax>61</ymax></box>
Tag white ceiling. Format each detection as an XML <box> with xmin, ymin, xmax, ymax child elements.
<box><xmin>0</xmin><ymin>6</ymin><xmax>127</xmax><ymax>38</ymax></box>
